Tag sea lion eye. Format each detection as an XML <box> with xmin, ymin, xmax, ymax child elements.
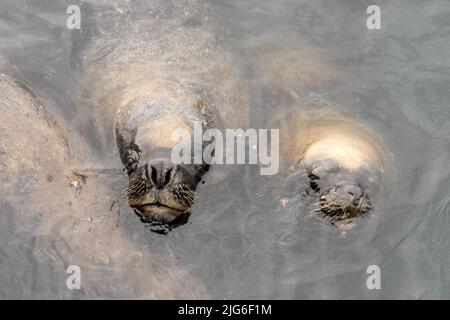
<box><xmin>126</xmin><ymin>158</ymin><xmax>137</xmax><ymax>173</ymax></box>
<box><xmin>195</xmin><ymin>163</ymin><xmax>210</xmax><ymax>177</ymax></box>
<box><xmin>125</xmin><ymin>144</ymin><xmax>142</xmax><ymax>174</ymax></box>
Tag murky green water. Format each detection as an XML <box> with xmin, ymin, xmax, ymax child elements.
<box><xmin>0</xmin><ymin>0</ymin><xmax>449</xmax><ymax>299</ymax></box>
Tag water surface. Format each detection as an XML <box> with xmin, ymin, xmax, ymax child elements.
<box><xmin>0</xmin><ymin>0</ymin><xmax>449</xmax><ymax>299</ymax></box>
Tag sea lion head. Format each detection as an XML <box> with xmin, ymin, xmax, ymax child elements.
<box><xmin>116</xmin><ymin>97</ymin><xmax>212</xmax><ymax>227</ymax></box>
<box><xmin>279</xmin><ymin>110</ymin><xmax>391</xmax><ymax>225</ymax></box>
<box><xmin>304</xmin><ymin>158</ymin><xmax>380</xmax><ymax>222</ymax></box>
<box><xmin>300</xmin><ymin>125</ymin><xmax>385</xmax><ymax>223</ymax></box>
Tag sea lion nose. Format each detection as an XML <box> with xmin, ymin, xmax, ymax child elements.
<box><xmin>344</xmin><ymin>184</ymin><xmax>364</xmax><ymax>207</ymax></box>
<box><xmin>149</xmin><ymin>160</ymin><xmax>174</xmax><ymax>189</ymax></box>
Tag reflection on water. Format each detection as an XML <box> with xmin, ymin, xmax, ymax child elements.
<box><xmin>0</xmin><ymin>0</ymin><xmax>449</xmax><ymax>298</ymax></box>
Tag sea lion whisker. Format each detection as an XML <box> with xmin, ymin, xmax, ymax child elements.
<box><xmin>125</xmin><ymin>184</ymin><xmax>143</xmax><ymax>194</ymax></box>
<box><xmin>182</xmin><ymin>194</ymin><xmax>195</xmax><ymax>202</ymax></box>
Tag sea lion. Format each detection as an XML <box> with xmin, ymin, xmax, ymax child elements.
<box><xmin>250</xmin><ymin>40</ymin><xmax>394</xmax><ymax>225</ymax></box>
<box><xmin>0</xmin><ymin>66</ymin><xmax>209</xmax><ymax>298</ymax></box>
<box><xmin>81</xmin><ymin>5</ymin><xmax>249</xmax><ymax>227</ymax></box>
<box><xmin>276</xmin><ymin>105</ymin><xmax>393</xmax><ymax>225</ymax></box>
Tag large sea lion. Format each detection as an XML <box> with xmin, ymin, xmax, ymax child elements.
<box><xmin>0</xmin><ymin>57</ymin><xmax>209</xmax><ymax>298</ymax></box>
<box><xmin>1</xmin><ymin>2</ymin><xmax>243</xmax><ymax>300</ymax></box>
<box><xmin>250</xmin><ymin>40</ymin><xmax>394</xmax><ymax>226</ymax></box>
<box><xmin>0</xmin><ymin>0</ymin><xmax>249</xmax><ymax>298</ymax></box>
<box><xmin>80</xmin><ymin>3</ymin><xmax>249</xmax><ymax>227</ymax></box>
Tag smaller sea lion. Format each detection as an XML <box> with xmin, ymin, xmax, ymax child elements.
<box><xmin>276</xmin><ymin>105</ymin><xmax>393</xmax><ymax>224</ymax></box>
<box><xmin>248</xmin><ymin>39</ymin><xmax>394</xmax><ymax>225</ymax></box>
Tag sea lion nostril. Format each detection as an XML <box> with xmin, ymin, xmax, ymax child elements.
<box><xmin>150</xmin><ymin>161</ymin><xmax>174</xmax><ymax>189</ymax></box>
<box><xmin>151</xmin><ymin>165</ymin><xmax>158</xmax><ymax>186</ymax></box>
<box><xmin>161</xmin><ymin>167</ymin><xmax>173</xmax><ymax>188</ymax></box>
<box><xmin>352</xmin><ymin>197</ymin><xmax>361</xmax><ymax>207</ymax></box>
<box><xmin>346</xmin><ymin>185</ymin><xmax>364</xmax><ymax>206</ymax></box>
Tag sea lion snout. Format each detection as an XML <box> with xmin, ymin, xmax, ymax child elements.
<box><xmin>319</xmin><ymin>182</ymin><xmax>372</xmax><ymax>222</ymax></box>
<box><xmin>124</xmin><ymin>157</ymin><xmax>207</xmax><ymax>226</ymax></box>
<box><xmin>148</xmin><ymin>159</ymin><xmax>175</xmax><ymax>189</ymax></box>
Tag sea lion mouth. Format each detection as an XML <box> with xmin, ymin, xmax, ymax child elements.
<box><xmin>137</xmin><ymin>201</ymin><xmax>185</xmax><ymax>212</ymax></box>
<box><xmin>125</xmin><ymin>176</ymin><xmax>197</xmax><ymax>226</ymax></box>
<box><xmin>122</xmin><ymin>156</ymin><xmax>204</xmax><ymax>230</ymax></box>
<box><xmin>133</xmin><ymin>201</ymin><xmax>190</xmax><ymax>226</ymax></box>
<box><xmin>136</xmin><ymin>202</ymin><xmax>184</xmax><ymax>216</ymax></box>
